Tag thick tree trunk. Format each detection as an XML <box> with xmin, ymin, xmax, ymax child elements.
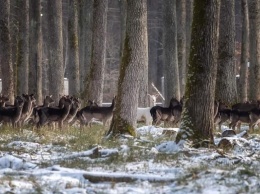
<box><xmin>68</xmin><ymin>0</ymin><xmax>80</xmax><ymax>96</ymax></box>
<box><xmin>163</xmin><ymin>0</ymin><xmax>180</xmax><ymax>104</ymax></box>
<box><xmin>215</xmin><ymin>0</ymin><xmax>237</xmax><ymax>105</ymax></box>
<box><xmin>85</xmin><ymin>0</ymin><xmax>108</xmax><ymax>105</ymax></box>
<box><xmin>0</xmin><ymin>0</ymin><xmax>14</xmax><ymax>103</ymax></box>
<box><xmin>176</xmin><ymin>0</ymin><xmax>220</xmax><ymax>147</ymax></box>
<box><xmin>239</xmin><ymin>0</ymin><xmax>249</xmax><ymax>102</ymax></box>
<box><xmin>108</xmin><ymin>0</ymin><xmax>148</xmax><ymax>137</ymax></box>
<box><xmin>186</xmin><ymin>0</ymin><xmax>193</xmax><ymax>60</ymax></box>
<box><xmin>47</xmin><ymin>0</ymin><xmax>64</xmax><ymax>103</ymax></box>
<box><xmin>17</xmin><ymin>0</ymin><xmax>29</xmax><ymax>95</ymax></box>
<box><xmin>248</xmin><ymin>0</ymin><xmax>260</xmax><ymax>100</ymax></box>
<box><xmin>79</xmin><ymin>0</ymin><xmax>93</xmax><ymax>94</ymax></box>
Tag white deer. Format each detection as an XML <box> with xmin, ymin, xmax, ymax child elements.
<box><xmin>137</xmin><ymin>94</ymin><xmax>159</xmax><ymax>126</ymax></box>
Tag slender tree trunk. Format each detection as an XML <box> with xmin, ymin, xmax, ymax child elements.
<box><xmin>108</xmin><ymin>0</ymin><xmax>148</xmax><ymax>137</ymax></box>
<box><xmin>138</xmin><ymin>0</ymin><xmax>149</xmax><ymax>107</ymax></box>
<box><xmin>68</xmin><ymin>0</ymin><xmax>80</xmax><ymax>96</ymax></box>
<box><xmin>215</xmin><ymin>0</ymin><xmax>237</xmax><ymax>105</ymax></box>
<box><xmin>85</xmin><ymin>0</ymin><xmax>108</xmax><ymax>105</ymax></box>
<box><xmin>163</xmin><ymin>0</ymin><xmax>180</xmax><ymax>104</ymax></box>
<box><xmin>0</xmin><ymin>0</ymin><xmax>14</xmax><ymax>103</ymax></box>
<box><xmin>177</xmin><ymin>0</ymin><xmax>187</xmax><ymax>97</ymax></box>
<box><xmin>47</xmin><ymin>0</ymin><xmax>63</xmax><ymax>103</ymax></box>
<box><xmin>239</xmin><ymin>0</ymin><xmax>249</xmax><ymax>102</ymax></box>
<box><xmin>17</xmin><ymin>0</ymin><xmax>29</xmax><ymax>95</ymax></box>
<box><xmin>248</xmin><ymin>0</ymin><xmax>260</xmax><ymax>100</ymax></box>
<box><xmin>176</xmin><ymin>0</ymin><xmax>220</xmax><ymax>147</ymax></box>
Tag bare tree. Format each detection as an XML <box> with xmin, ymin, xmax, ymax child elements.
<box><xmin>67</xmin><ymin>0</ymin><xmax>80</xmax><ymax>96</ymax></box>
<box><xmin>16</xmin><ymin>0</ymin><xmax>29</xmax><ymax>95</ymax></box>
<box><xmin>0</xmin><ymin>0</ymin><xmax>14</xmax><ymax>103</ymax></box>
<box><xmin>239</xmin><ymin>0</ymin><xmax>249</xmax><ymax>102</ymax></box>
<box><xmin>108</xmin><ymin>0</ymin><xmax>148</xmax><ymax>136</ymax></box>
<box><xmin>248</xmin><ymin>0</ymin><xmax>260</xmax><ymax>100</ymax></box>
<box><xmin>85</xmin><ymin>0</ymin><xmax>108</xmax><ymax>105</ymax></box>
<box><xmin>215</xmin><ymin>0</ymin><xmax>237</xmax><ymax>105</ymax></box>
<box><xmin>177</xmin><ymin>0</ymin><xmax>187</xmax><ymax>97</ymax></box>
<box><xmin>47</xmin><ymin>0</ymin><xmax>63</xmax><ymax>103</ymax></box>
<box><xmin>163</xmin><ymin>0</ymin><xmax>180</xmax><ymax>103</ymax></box>
<box><xmin>176</xmin><ymin>0</ymin><xmax>220</xmax><ymax>147</ymax></box>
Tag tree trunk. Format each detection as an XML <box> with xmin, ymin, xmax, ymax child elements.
<box><xmin>239</xmin><ymin>0</ymin><xmax>249</xmax><ymax>102</ymax></box>
<box><xmin>108</xmin><ymin>0</ymin><xmax>148</xmax><ymax>137</ymax></box>
<box><xmin>186</xmin><ymin>0</ymin><xmax>194</xmax><ymax>60</ymax></box>
<box><xmin>215</xmin><ymin>0</ymin><xmax>237</xmax><ymax>105</ymax></box>
<box><xmin>47</xmin><ymin>0</ymin><xmax>64</xmax><ymax>103</ymax></box>
<box><xmin>138</xmin><ymin>0</ymin><xmax>149</xmax><ymax>107</ymax></box>
<box><xmin>177</xmin><ymin>0</ymin><xmax>187</xmax><ymax>97</ymax></box>
<box><xmin>68</xmin><ymin>0</ymin><xmax>80</xmax><ymax>96</ymax></box>
<box><xmin>0</xmin><ymin>0</ymin><xmax>14</xmax><ymax>103</ymax></box>
<box><xmin>248</xmin><ymin>0</ymin><xmax>260</xmax><ymax>100</ymax></box>
<box><xmin>17</xmin><ymin>0</ymin><xmax>29</xmax><ymax>95</ymax></box>
<box><xmin>79</xmin><ymin>0</ymin><xmax>93</xmax><ymax>94</ymax></box>
<box><xmin>176</xmin><ymin>0</ymin><xmax>220</xmax><ymax>147</ymax></box>
<box><xmin>85</xmin><ymin>0</ymin><xmax>108</xmax><ymax>105</ymax></box>
<box><xmin>163</xmin><ymin>0</ymin><xmax>180</xmax><ymax>104</ymax></box>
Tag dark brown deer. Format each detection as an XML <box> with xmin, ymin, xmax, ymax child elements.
<box><xmin>64</xmin><ymin>97</ymin><xmax>81</xmax><ymax>124</ymax></box>
<box><xmin>248</xmin><ymin>108</ymin><xmax>260</xmax><ymax>132</ymax></box>
<box><xmin>19</xmin><ymin>94</ymin><xmax>36</xmax><ymax>126</ymax></box>
<box><xmin>228</xmin><ymin>101</ymin><xmax>260</xmax><ymax>131</ymax></box>
<box><xmin>0</xmin><ymin>94</ymin><xmax>10</xmax><ymax>107</ymax></box>
<box><xmin>150</xmin><ymin>97</ymin><xmax>181</xmax><ymax>126</ymax></box>
<box><xmin>0</xmin><ymin>96</ymin><xmax>24</xmax><ymax>128</ymax></box>
<box><xmin>32</xmin><ymin>95</ymin><xmax>55</xmax><ymax>124</ymax></box>
<box><xmin>36</xmin><ymin>96</ymin><xmax>72</xmax><ymax>130</ymax></box>
<box><xmin>78</xmin><ymin>97</ymin><xmax>116</xmax><ymax>127</ymax></box>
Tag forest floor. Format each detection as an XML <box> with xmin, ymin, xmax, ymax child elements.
<box><xmin>0</xmin><ymin>123</ymin><xmax>259</xmax><ymax>194</ymax></box>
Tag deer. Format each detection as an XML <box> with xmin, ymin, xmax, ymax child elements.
<box><xmin>0</xmin><ymin>94</ymin><xmax>10</xmax><ymax>108</ymax></box>
<box><xmin>36</xmin><ymin>96</ymin><xmax>72</xmax><ymax>130</ymax></box>
<box><xmin>31</xmin><ymin>95</ymin><xmax>55</xmax><ymax>124</ymax></box>
<box><xmin>213</xmin><ymin>100</ymin><xmax>230</xmax><ymax>131</ymax></box>
<box><xmin>64</xmin><ymin>97</ymin><xmax>81</xmax><ymax>124</ymax></box>
<box><xmin>0</xmin><ymin>96</ymin><xmax>24</xmax><ymax>128</ymax></box>
<box><xmin>78</xmin><ymin>96</ymin><xmax>116</xmax><ymax>127</ymax></box>
<box><xmin>150</xmin><ymin>97</ymin><xmax>181</xmax><ymax>126</ymax></box>
<box><xmin>136</xmin><ymin>94</ymin><xmax>158</xmax><ymax>125</ymax></box>
<box><xmin>19</xmin><ymin>94</ymin><xmax>36</xmax><ymax>126</ymax></box>
<box><xmin>228</xmin><ymin>101</ymin><xmax>260</xmax><ymax>131</ymax></box>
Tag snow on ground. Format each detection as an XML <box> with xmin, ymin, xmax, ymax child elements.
<box><xmin>0</xmin><ymin>125</ymin><xmax>260</xmax><ymax>193</ymax></box>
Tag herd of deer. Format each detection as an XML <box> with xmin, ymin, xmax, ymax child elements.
<box><xmin>0</xmin><ymin>92</ymin><xmax>260</xmax><ymax>133</ymax></box>
<box><xmin>0</xmin><ymin>94</ymin><xmax>115</xmax><ymax>131</ymax></box>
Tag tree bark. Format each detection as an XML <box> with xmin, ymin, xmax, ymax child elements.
<box><xmin>68</xmin><ymin>0</ymin><xmax>80</xmax><ymax>96</ymax></box>
<box><xmin>16</xmin><ymin>0</ymin><xmax>29</xmax><ymax>95</ymax></box>
<box><xmin>176</xmin><ymin>0</ymin><xmax>220</xmax><ymax>147</ymax></box>
<box><xmin>239</xmin><ymin>0</ymin><xmax>249</xmax><ymax>102</ymax></box>
<box><xmin>248</xmin><ymin>0</ymin><xmax>260</xmax><ymax>100</ymax></box>
<box><xmin>47</xmin><ymin>0</ymin><xmax>64</xmax><ymax>103</ymax></box>
<box><xmin>0</xmin><ymin>0</ymin><xmax>14</xmax><ymax>103</ymax></box>
<box><xmin>177</xmin><ymin>0</ymin><xmax>187</xmax><ymax>97</ymax></box>
<box><xmin>108</xmin><ymin>0</ymin><xmax>148</xmax><ymax>137</ymax></box>
<box><xmin>85</xmin><ymin>0</ymin><xmax>108</xmax><ymax>105</ymax></box>
<box><xmin>215</xmin><ymin>0</ymin><xmax>237</xmax><ymax>105</ymax></box>
<box><xmin>163</xmin><ymin>0</ymin><xmax>180</xmax><ymax>104</ymax></box>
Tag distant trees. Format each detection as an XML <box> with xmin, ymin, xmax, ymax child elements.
<box><xmin>176</xmin><ymin>0</ymin><xmax>220</xmax><ymax>146</ymax></box>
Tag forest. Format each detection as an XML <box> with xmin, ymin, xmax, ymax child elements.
<box><xmin>0</xmin><ymin>0</ymin><xmax>260</xmax><ymax>193</ymax></box>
